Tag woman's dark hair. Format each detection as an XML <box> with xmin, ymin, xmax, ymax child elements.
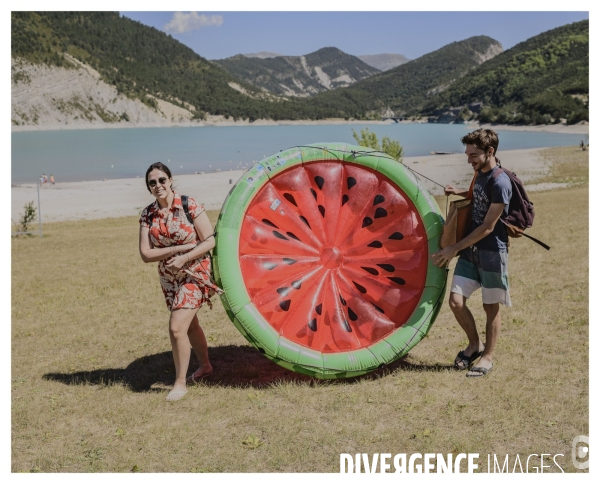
<box><xmin>145</xmin><ymin>162</ymin><xmax>173</xmax><ymax>193</ymax></box>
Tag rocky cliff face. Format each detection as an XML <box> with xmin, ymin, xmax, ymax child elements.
<box><xmin>215</xmin><ymin>47</ymin><xmax>380</xmax><ymax>97</ymax></box>
<box><xmin>475</xmin><ymin>43</ymin><xmax>504</xmax><ymax>64</ymax></box>
<box><xmin>11</xmin><ymin>56</ymin><xmax>197</xmax><ymax>131</ymax></box>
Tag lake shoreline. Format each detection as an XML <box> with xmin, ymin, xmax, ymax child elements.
<box><xmin>12</xmin><ymin>147</ymin><xmax>572</xmax><ymax>224</ymax></box>
<box><xmin>11</xmin><ymin>118</ymin><xmax>589</xmax><ymax>135</ymax></box>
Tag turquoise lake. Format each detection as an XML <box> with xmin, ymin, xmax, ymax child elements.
<box><xmin>11</xmin><ymin>124</ymin><xmax>584</xmax><ymax>183</ymax></box>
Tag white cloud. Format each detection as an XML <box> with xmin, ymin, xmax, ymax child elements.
<box><xmin>164</xmin><ymin>12</ymin><xmax>223</xmax><ymax>34</ymax></box>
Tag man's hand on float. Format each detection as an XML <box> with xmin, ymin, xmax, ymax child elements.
<box><xmin>432</xmin><ymin>245</ymin><xmax>458</xmax><ymax>267</ymax></box>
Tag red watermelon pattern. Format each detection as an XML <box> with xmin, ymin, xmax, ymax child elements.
<box><xmin>239</xmin><ymin>162</ymin><xmax>428</xmax><ymax>353</ymax></box>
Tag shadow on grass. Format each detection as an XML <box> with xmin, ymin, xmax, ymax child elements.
<box><xmin>43</xmin><ymin>345</ymin><xmax>454</xmax><ymax>392</ymax></box>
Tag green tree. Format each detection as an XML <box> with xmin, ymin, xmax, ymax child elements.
<box><xmin>352</xmin><ymin>127</ymin><xmax>404</xmax><ymax>161</ymax></box>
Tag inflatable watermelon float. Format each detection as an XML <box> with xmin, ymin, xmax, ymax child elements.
<box><xmin>213</xmin><ymin>143</ymin><xmax>447</xmax><ymax>379</ymax></box>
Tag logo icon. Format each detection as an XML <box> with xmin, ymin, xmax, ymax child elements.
<box><xmin>572</xmin><ymin>435</ymin><xmax>589</xmax><ymax>470</ymax></box>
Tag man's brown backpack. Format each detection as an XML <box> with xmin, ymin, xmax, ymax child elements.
<box><xmin>488</xmin><ymin>165</ymin><xmax>549</xmax><ymax>250</ymax></box>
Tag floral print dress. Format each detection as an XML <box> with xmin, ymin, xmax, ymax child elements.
<box><xmin>139</xmin><ymin>193</ymin><xmax>223</xmax><ymax>310</ymax></box>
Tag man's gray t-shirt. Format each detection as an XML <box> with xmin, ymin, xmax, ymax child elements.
<box><xmin>469</xmin><ymin>166</ymin><xmax>512</xmax><ymax>251</ymax></box>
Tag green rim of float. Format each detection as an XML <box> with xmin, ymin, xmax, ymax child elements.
<box><xmin>213</xmin><ymin>142</ymin><xmax>447</xmax><ymax>379</ymax></box>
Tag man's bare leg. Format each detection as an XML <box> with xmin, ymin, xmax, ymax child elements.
<box><xmin>467</xmin><ymin>302</ymin><xmax>500</xmax><ymax>374</ymax></box>
<box><xmin>449</xmin><ymin>292</ymin><xmax>485</xmax><ymax>367</ymax></box>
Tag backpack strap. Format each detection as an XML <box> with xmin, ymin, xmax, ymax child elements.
<box><xmin>486</xmin><ymin>166</ymin><xmax>504</xmax><ymax>199</ymax></box>
<box><xmin>145</xmin><ymin>202</ymin><xmax>157</xmax><ymax>228</ymax></box>
<box><xmin>181</xmin><ymin>195</ymin><xmax>216</xmax><ymax>241</ymax></box>
<box><xmin>181</xmin><ymin>195</ymin><xmax>194</xmax><ymax>225</ymax></box>
<box><xmin>466</xmin><ymin>172</ymin><xmax>477</xmax><ymax>200</ymax></box>
<box><xmin>498</xmin><ymin>219</ymin><xmax>550</xmax><ymax>250</ymax></box>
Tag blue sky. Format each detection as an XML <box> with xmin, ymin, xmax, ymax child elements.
<box><xmin>120</xmin><ymin>11</ymin><xmax>589</xmax><ymax>61</ymax></box>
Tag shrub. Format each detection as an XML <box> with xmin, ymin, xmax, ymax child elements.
<box><xmin>351</xmin><ymin>128</ymin><xmax>404</xmax><ymax>162</ymax></box>
<box><xmin>17</xmin><ymin>201</ymin><xmax>37</xmax><ymax>235</ymax></box>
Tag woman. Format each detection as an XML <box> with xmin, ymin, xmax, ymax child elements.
<box><xmin>139</xmin><ymin>162</ymin><xmax>222</xmax><ymax>401</ymax></box>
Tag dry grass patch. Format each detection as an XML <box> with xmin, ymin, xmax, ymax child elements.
<box><xmin>533</xmin><ymin>145</ymin><xmax>589</xmax><ymax>185</ymax></box>
<box><xmin>13</xmin><ymin>183</ymin><xmax>588</xmax><ymax>472</ymax></box>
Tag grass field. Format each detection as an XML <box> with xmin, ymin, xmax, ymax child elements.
<box><xmin>12</xmin><ymin>148</ymin><xmax>588</xmax><ymax>473</ymax></box>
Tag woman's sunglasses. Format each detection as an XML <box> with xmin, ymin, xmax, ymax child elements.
<box><xmin>148</xmin><ymin>177</ymin><xmax>169</xmax><ymax>188</ymax></box>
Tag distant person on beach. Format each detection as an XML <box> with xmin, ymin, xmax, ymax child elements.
<box><xmin>138</xmin><ymin>162</ymin><xmax>222</xmax><ymax>401</ymax></box>
<box><xmin>42</xmin><ymin>174</ymin><xmax>47</xmax><ymax>184</ymax></box>
<box><xmin>432</xmin><ymin>129</ymin><xmax>512</xmax><ymax>378</ymax></box>
<box><xmin>50</xmin><ymin>174</ymin><xmax>55</xmax><ymax>184</ymax></box>
<box><xmin>39</xmin><ymin>175</ymin><xmax>44</xmax><ymax>185</ymax></box>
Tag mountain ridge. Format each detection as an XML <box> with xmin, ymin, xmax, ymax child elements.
<box><xmin>215</xmin><ymin>47</ymin><xmax>381</xmax><ymax>97</ymax></box>
<box><xmin>11</xmin><ymin>12</ymin><xmax>588</xmax><ymax>128</ymax></box>
<box><xmin>307</xmin><ymin>36</ymin><xmax>504</xmax><ymax>119</ymax></box>
<box><xmin>422</xmin><ymin>19</ymin><xmax>589</xmax><ymax>125</ymax></box>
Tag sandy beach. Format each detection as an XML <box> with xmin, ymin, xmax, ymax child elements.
<box><xmin>11</xmin><ymin>147</ymin><xmax>569</xmax><ymax>225</ymax></box>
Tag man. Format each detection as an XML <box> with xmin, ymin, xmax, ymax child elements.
<box><xmin>432</xmin><ymin>129</ymin><xmax>512</xmax><ymax>377</ymax></box>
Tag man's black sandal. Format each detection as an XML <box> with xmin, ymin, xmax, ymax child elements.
<box><xmin>453</xmin><ymin>349</ymin><xmax>483</xmax><ymax>370</ymax></box>
<box><xmin>466</xmin><ymin>364</ymin><xmax>493</xmax><ymax>377</ymax></box>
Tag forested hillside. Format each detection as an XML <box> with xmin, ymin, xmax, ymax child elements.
<box><xmin>11</xmin><ymin>11</ymin><xmax>339</xmax><ymax>121</ymax></box>
<box><xmin>307</xmin><ymin>36</ymin><xmax>503</xmax><ymax>118</ymax></box>
<box><xmin>216</xmin><ymin>47</ymin><xmax>380</xmax><ymax>97</ymax></box>
<box><xmin>422</xmin><ymin>20</ymin><xmax>589</xmax><ymax>124</ymax></box>
<box><xmin>11</xmin><ymin>12</ymin><xmax>589</xmax><ymax>126</ymax></box>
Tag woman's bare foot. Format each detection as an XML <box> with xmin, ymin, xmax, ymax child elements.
<box><xmin>186</xmin><ymin>365</ymin><xmax>213</xmax><ymax>384</ymax></box>
<box><xmin>166</xmin><ymin>383</ymin><xmax>188</xmax><ymax>401</ymax></box>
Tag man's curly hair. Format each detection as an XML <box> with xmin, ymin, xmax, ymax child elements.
<box><xmin>461</xmin><ymin>129</ymin><xmax>499</xmax><ymax>155</ymax></box>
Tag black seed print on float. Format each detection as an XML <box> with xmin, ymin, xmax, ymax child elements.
<box><xmin>339</xmin><ymin>294</ymin><xmax>346</xmax><ymax>306</ymax></box>
<box><xmin>371</xmin><ymin>302</ymin><xmax>385</xmax><ymax>314</ymax></box>
<box><xmin>314</xmin><ymin>176</ymin><xmax>325</xmax><ymax>190</ymax></box>
<box><xmin>286</xmin><ymin>232</ymin><xmax>301</xmax><ymax>241</ymax></box>
<box><xmin>342</xmin><ymin>194</ymin><xmax>349</xmax><ymax>206</ymax></box>
<box><xmin>342</xmin><ymin>320</ymin><xmax>352</xmax><ymax>332</ymax></box>
<box><xmin>348</xmin><ymin>307</ymin><xmax>358</xmax><ymax>321</ymax></box>
<box><xmin>283</xmin><ymin>193</ymin><xmax>297</xmax><ymax>206</ymax></box>
<box><xmin>282</xmin><ymin>258</ymin><xmax>297</xmax><ymax>265</ymax></box>
<box><xmin>373</xmin><ymin>194</ymin><xmax>385</xmax><ymax>205</ymax></box>
<box><xmin>347</xmin><ymin>177</ymin><xmax>357</xmax><ymax>190</ymax></box>
<box><xmin>310</xmin><ymin>188</ymin><xmax>317</xmax><ymax>200</ymax></box>
<box><xmin>361</xmin><ymin>267</ymin><xmax>379</xmax><ymax>276</ymax></box>
<box><xmin>388</xmin><ymin>277</ymin><xmax>406</xmax><ymax>285</ymax></box>
<box><xmin>291</xmin><ymin>280</ymin><xmax>302</xmax><ymax>290</ymax></box>
<box><xmin>389</xmin><ymin>232</ymin><xmax>404</xmax><ymax>240</ymax></box>
<box><xmin>308</xmin><ymin>318</ymin><xmax>317</xmax><ymax>331</ymax></box>
<box><xmin>352</xmin><ymin>281</ymin><xmax>367</xmax><ymax>294</ymax></box>
<box><xmin>362</xmin><ymin>217</ymin><xmax>373</xmax><ymax>228</ymax></box>
<box><xmin>318</xmin><ymin>205</ymin><xmax>326</xmax><ymax>217</ymax></box>
<box><xmin>279</xmin><ymin>300</ymin><xmax>291</xmax><ymax>311</ymax></box>
<box><xmin>262</xmin><ymin>219</ymin><xmax>278</xmax><ymax>228</ymax></box>
<box><xmin>374</xmin><ymin>207</ymin><xmax>388</xmax><ymax>219</ymax></box>
<box><xmin>263</xmin><ymin>262</ymin><xmax>277</xmax><ymax>270</ymax></box>
<box><xmin>367</xmin><ymin>241</ymin><xmax>383</xmax><ymax>248</ymax></box>
<box><xmin>299</xmin><ymin>215</ymin><xmax>311</xmax><ymax>229</ymax></box>
<box><xmin>377</xmin><ymin>263</ymin><xmax>395</xmax><ymax>273</ymax></box>
<box><xmin>273</xmin><ymin>231</ymin><xmax>289</xmax><ymax>240</ymax></box>
<box><xmin>315</xmin><ymin>304</ymin><xmax>323</xmax><ymax>315</ymax></box>
<box><xmin>277</xmin><ymin>287</ymin><xmax>291</xmax><ymax>297</ymax></box>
